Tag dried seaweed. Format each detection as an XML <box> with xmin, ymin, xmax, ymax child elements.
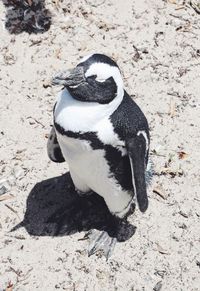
<box><xmin>2</xmin><ymin>0</ymin><xmax>51</xmax><ymax>34</ymax></box>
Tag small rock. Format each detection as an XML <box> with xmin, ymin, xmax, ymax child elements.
<box><xmin>0</xmin><ymin>185</ymin><xmax>8</xmax><ymax>196</ymax></box>
<box><xmin>196</xmin><ymin>261</ymin><xmax>200</xmax><ymax>268</ymax></box>
<box><xmin>178</xmin><ymin>223</ymin><xmax>187</xmax><ymax>229</ymax></box>
<box><xmin>153</xmin><ymin>281</ymin><xmax>162</xmax><ymax>291</ymax></box>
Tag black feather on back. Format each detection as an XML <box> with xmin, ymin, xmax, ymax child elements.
<box><xmin>110</xmin><ymin>91</ymin><xmax>149</xmax><ymax>141</ymax></box>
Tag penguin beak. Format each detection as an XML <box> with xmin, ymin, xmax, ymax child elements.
<box><xmin>52</xmin><ymin>66</ymin><xmax>86</xmax><ymax>87</ymax></box>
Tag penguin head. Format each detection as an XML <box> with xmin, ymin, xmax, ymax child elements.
<box><xmin>52</xmin><ymin>53</ymin><xmax>124</xmax><ymax>104</ymax></box>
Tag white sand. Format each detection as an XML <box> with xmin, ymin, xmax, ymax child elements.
<box><xmin>0</xmin><ymin>0</ymin><xmax>200</xmax><ymax>290</ymax></box>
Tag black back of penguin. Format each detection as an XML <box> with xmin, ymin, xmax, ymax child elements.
<box><xmin>110</xmin><ymin>91</ymin><xmax>150</xmax><ymax>162</ymax></box>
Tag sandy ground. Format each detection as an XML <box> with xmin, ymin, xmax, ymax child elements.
<box><xmin>0</xmin><ymin>0</ymin><xmax>200</xmax><ymax>290</ymax></box>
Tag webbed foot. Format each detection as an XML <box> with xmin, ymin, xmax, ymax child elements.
<box><xmin>87</xmin><ymin>217</ymin><xmax>136</xmax><ymax>260</ymax></box>
<box><xmin>88</xmin><ymin>229</ymin><xmax>117</xmax><ymax>260</ymax></box>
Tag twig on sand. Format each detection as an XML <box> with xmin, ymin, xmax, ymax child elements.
<box><xmin>5</xmin><ymin>204</ymin><xmax>20</xmax><ymax>220</ymax></box>
<box><xmin>153</xmin><ymin>186</ymin><xmax>168</xmax><ymax>200</ymax></box>
<box><xmin>190</xmin><ymin>0</ymin><xmax>200</xmax><ymax>14</ymax></box>
<box><xmin>0</xmin><ymin>193</ymin><xmax>14</xmax><ymax>202</ymax></box>
<box><xmin>169</xmin><ymin>98</ymin><xmax>176</xmax><ymax>118</ymax></box>
<box><xmin>27</xmin><ymin>116</ymin><xmax>45</xmax><ymax>128</ymax></box>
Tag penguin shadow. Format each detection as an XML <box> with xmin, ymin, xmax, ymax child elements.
<box><xmin>2</xmin><ymin>0</ymin><xmax>51</xmax><ymax>34</ymax></box>
<box><xmin>13</xmin><ymin>172</ymin><xmax>136</xmax><ymax>241</ymax></box>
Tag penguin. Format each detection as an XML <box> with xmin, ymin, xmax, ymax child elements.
<box><xmin>48</xmin><ymin>53</ymin><xmax>150</xmax><ymax>258</ymax></box>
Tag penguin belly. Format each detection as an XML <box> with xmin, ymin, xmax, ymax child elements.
<box><xmin>56</xmin><ymin>132</ymin><xmax>133</xmax><ymax>218</ymax></box>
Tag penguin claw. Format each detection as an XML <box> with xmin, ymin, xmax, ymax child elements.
<box><xmin>88</xmin><ymin>229</ymin><xmax>117</xmax><ymax>260</ymax></box>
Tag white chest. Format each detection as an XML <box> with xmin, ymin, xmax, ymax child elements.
<box><xmin>56</xmin><ymin>133</ymin><xmax>93</xmax><ymax>162</ymax></box>
<box><xmin>56</xmin><ymin>132</ymin><xmax>109</xmax><ymax>191</ymax></box>
<box><xmin>54</xmin><ymin>89</ymin><xmax>125</xmax><ymax>148</ymax></box>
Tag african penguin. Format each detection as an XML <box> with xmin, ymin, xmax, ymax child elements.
<box><xmin>48</xmin><ymin>53</ymin><xmax>150</xmax><ymax>258</ymax></box>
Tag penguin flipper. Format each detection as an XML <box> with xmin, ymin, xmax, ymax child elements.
<box><xmin>126</xmin><ymin>135</ymin><xmax>148</xmax><ymax>212</ymax></box>
<box><xmin>47</xmin><ymin>126</ymin><xmax>65</xmax><ymax>163</ymax></box>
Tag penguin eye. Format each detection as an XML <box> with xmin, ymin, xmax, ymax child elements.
<box><xmin>86</xmin><ymin>75</ymin><xmax>106</xmax><ymax>83</ymax></box>
<box><xmin>86</xmin><ymin>75</ymin><xmax>97</xmax><ymax>81</ymax></box>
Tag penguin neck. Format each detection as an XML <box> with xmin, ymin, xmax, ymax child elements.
<box><xmin>54</xmin><ymin>88</ymin><xmax>124</xmax><ymax>132</ymax></box>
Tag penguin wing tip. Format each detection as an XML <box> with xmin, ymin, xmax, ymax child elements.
<box><xmin>139</xmin><ymin>199</ymin><xmax>149</xmax><ymax>213</ymax></box>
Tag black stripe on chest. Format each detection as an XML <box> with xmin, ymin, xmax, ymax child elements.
<box><xmin>54</xmin><ymin>121</ymin><xmax>133</xmax><ymax>191</ymax></box>
<box><xmin>54</xmin><ymin>122</ymin><xmax>104</xmax><ymax>150</ymax></box>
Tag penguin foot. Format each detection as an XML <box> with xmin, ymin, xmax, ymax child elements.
<box><xmin>87</xmin><ymin>218</ymin><xmax>136</xmax><ymax>259</ymax></box>
<box><xmin>87</xmin><ymin>229</ymin><xmax>117</xmax><ymax>260</ymax></box>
